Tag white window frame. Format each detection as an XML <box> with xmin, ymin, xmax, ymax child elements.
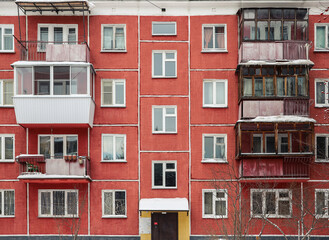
<box><xmin>315</xmin><ymin>79</ymin><xmax>329</xmax><ymax>107</ymax></box>
<box><xmin>101</xmin><ymin>134</ymin><xmax>126</xmax><ymax>162</ymax></box>
<box><xmin>152</xmin><ymin>160</ymin><xmax>177</xmax><ymax>189</ymax></box>
<box><xmin>250</xmin><ymin>189</ymin><xmax>292</xmax><ymax>218</ymax></box>
<box><xmin>102</xmin><ymin>190</ymin><xmax>127</xmax><ymax>218</ymax></box>
<box><xmin>203</xmin><ymin>79</ymin><xmax>228</xmax><ymax>108</ymax></box>
<box><xmin>0</xmin><ymin>134</ymin><xmax>14</xmax><ymax>162</ymax></box>
<box><xmin>314</xmin><ymin>24</ymin><xmax>329</xmax><ymax>51</ymax></box>
<box><xmin>202</xmin><ymin>134</ymin><xmax>227</xmax><ymax>163</ymax></box>
<box><xmin>278</xmin><ymin>134</ymin><xmax>291</xmax><ymax>153</ymax></box>
<box><xmin>315</xmin><ymin>134</ymin><xmax>329</xmax><ymax>162</ymax></box>
<box><xmin>0</xmin><ymin>189</ymin><xmax>15</xmax><ymax>217</ymax></box>
<box><xmin>101</xmin><ymin>24</ymin><xmax>126</xmax><ymax>52</ymax></box>
<box><xmin>38</xmin><ymin>189</ymin><xmax>78</xmax><ymax>218</ymax></box>
<box><xmin>152</xmin><ymin>22</ymin><xmax>177</xmax><ymax>36</ymax></box>
<box><xmin>101</xmin><ymin>79</ymin><xmax>126</xmax><ymax>107</ymax></box>
<box><xmin>38</xmin><ymin>135</ymin><xmax>78</xmax><ymax>159</ymax></box>
<box><xmin>0</xmin><ymin>80</ymin><xmax>13</xmax><ymax>106</ymax></box>
<box><xmin>202</xmin><ymin>189</ymin><xmax>228</xmax><ymax>218</ymax></box>
<box><xmin>152</xmin><ymin>106</ymin><xmax>177</xmax><ymax>134</ymax></box>
<box><xmin>0</xmin><ymin>25</ymin><xmax>14</xmax><ymax>53</ymax></box>
<box><xmin>202</xmin><ymin>24</ymin><xmax>227</xmax><ymax>52</ymax></box>
<box><xmin>152</xmin><ymin>50</ymin><xmax>177</xmax><ymax>78</ymax></box>
<box><xmin>315</xmin><ymin>189</ymin><xmax>329</xmax><ymax>218</ymax></box>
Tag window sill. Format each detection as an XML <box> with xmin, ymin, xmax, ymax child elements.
<box><xmin>152</xmin><ymin>34</ymin><xmax>177</xmax><ymax>36</ymax></box>
<box><xmin>253</xmin><ymin>215</ymin><xmax>291</xmax><ymax>219</ymax></box>
<box><xmin>314</xmin><ymin>49</ymin><xmax>329</xmax><ymax>53</ymax></box>
<box><xmin>0</xmin><ymin>105</ymin><xmax>14</xmax><ymax>108</ymax></box>
<box><xmin>152</xmin><ymin>187</ymin><xmax>177</xmax><ymax>190</ymax></box>
<box><xmin>202</xmin><ymin>215</ymin><xmax>228</xmax><ymax>219</ymax></box>
<box><xmin>152</xmin><ymin>132</ymin><xmax>177</xmax><ymax>135</ymax></box>
<box><xmin>38</xmin><ymin>216</ymin><xmax>79</xmax><ymax>218</ymax></box>
<box><xmin>101</xmin><ymin>160</ymin><xmax>127</xmax><ymax>163</ymax></box>
<box><xmin>152</xmin><ymin>76</ymin><xmax>177</xmax><ymax>79</ymax></box>
<box><xmin>203</xmin><ymin>105</ymin><xmax>228</xmax><ymax>109</ymax></box>
<box><xmin>201</xmin><ymin>50</ymin><xmax>228</xmax><ymax>53</ymax></box>
<box><xmin>201</xmin><ymin>160</ymin><xmax>227</xmax><ymax>164</ymax></box>
<box><xmin>101</xmin><ymin>50</ymin><xmax>127</xmax><ymax>53</ymax></box>
<box><xmin>0</xmin><ymin>50</ymin><xmax>15</xmax><ymax>53</ymax></box>
<box><xmin>0</xmin><ymin>160</ymin><xmax>15</xmax><ymax>163</ymax></box>
<box><xmin>314</xmin><ymin>105</ymin><xmax>329</xmax><ymax>108</ymax></box>
<box><xmin>101</xmin><ymin>105</ymin><xmax>126</xmax><ymax>108</ymax></box>
<box><xmin>102</xmin><ymin>215</ymin><xmax>127</xmax><ymax>219</ymax></box>
<box><xmin>315</xmin><ymin>160</ymin><xmax>329</xmax><ymax>163</ymax></box>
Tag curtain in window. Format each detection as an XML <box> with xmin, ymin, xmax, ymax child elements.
<box><xmin>4</xmin><ymin>191</ymin><xmax>14</xmax><ymax>216</ymax></box>
<box><xmin>66</xmin><ymin>136</ymin><xmax>78</xmax><ymax>156</ymax></box>
<box><xmin>115</xmin><ymin>136</ymin><xmax>125</xmax><ymax>160</ymax></box>
<box><xmin>204</xmin><ymin>82</ymin><xmax>213</xmax><ymax>104</ymax></box>
<box><xmin>316</xmin><ymin>82</ymin><xmax>325</xmax><ymax>104</ymax></box>
<box><xmin>204</xmin><ymin>192</ymin><xmax>213</xmax><ymax>214</ymax></box>
<box><xmin>103</xmin><ymin>135</ymin><xmax>113</xmax><ymax>160</ymax></box>
<box><xmin>102</xmin><ymin>81</ymin><xmax>113</xmax><ymax>105</ymax></box>
<box><xmin>243</xmin><ymin>78</ymin><xmax>252</xmax><ymax>96</ymax></box>
<box><xmin>0</xmin><ymin>138</ymin><xmax>2</xmax><ymax>160</ymax></box>
<box><xmin>216</xmin><ymin>82</ymin><xmax>225</xmax><ymax>104</ymax></box>
<box><xmin>316</xmin><ymin>192</ymin><xmax>325</xmax><ymax>215</ymax></box>
<box><xmin>4</xmin><ymin>29</ymin><xmax>13</xmax><ymax>50</ymax></box>
<box><xmin>276</xmin><ymin>77</ymin><xmax>285</xmax><ymax>96</ymax></box>
<box><xmin>265</xmin><ymin>77</ymin><xmax>274</xmax><ymax>96</ymax></box>
<box><xmin>203</xmin><ymin>27</ymin><xmax>213</xmax><ymax>48</ymax></box>
<box><xmin>4</xmin><ymin>81</ymin><xmax>13</xmax><ymax>105</ymax></box>
<box><xmin>215</xmin><ymin>27</ymin><xmax>225</xmax><ymax>49</ymax></box>
<box><xmin>0</xmin><ymin>28</ymin><xmax>2</xmax><ymax>50</ymax></box>
<box><xmin>67</xmin><ymin>192</ymin><xmax>77</xmax><ymax>215</ymax></box>
<box><xmin>316</xmin><ymin>26</ymin><xmax>325</xmax><ymax>49</ymax></box>
<box><xmin>215</xmin><ymin>137</ymin><xmax>225</xmax><ymax>159</ymax></box>
<box><xmin>115</xmin><ymin>27</ymin><xmax>125</xmax><ymax>49</ymax></box>
<box><xmin>41</xmin><ymin>192</ymin><xmax>51</xmax><ymax>215</ymax></box>
<box><xmin>53</xmin><ymin>191</ymin><xmax>65</xmax><ymax>216</ymax></box>
<box><xmin>115</xmin><ymin>191</ymin><xmax>125</xmax><ymax>215</ymax></box>
<box><xmin>4</xmin><ymin>137</ymin><xmax>13</xmax><ymax>160</ymax></box>
<box><xmin>204</xmin><ymin>136</ymin><xmax>214</xmax><ymax>159</ymax></box>
<box><xmin>103</xmin><ymin>191</ymin><xmax>113</xmax><ymax>215</ymax></box>
<box><xmin>215</xmin><ymin>200</ymin><xmax>226</xmax><ymax>215</ymax></box>
<box><xmin>265</xmin><ymin>192</ymin><xmax>276</xmax><ymax>214</ymax></box>
<box><xmin>115</xmin><ymin>82</ymin><xmax>124</xmax><ymax>105</ymax></box>
<box><xmin>103</xmin><ymin>27</ymin><xmax>113</xmax><ymax>49</ymax></box>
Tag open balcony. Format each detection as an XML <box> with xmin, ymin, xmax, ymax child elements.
<box><xmin>15</xmin><ymin>38</ymin><xmax>90</xmax><ymax>62</ymax></box>
<box><xmin>16</xmin><ymin>154</ymin><xmax>91</xmax><ymax>183</ymax></box>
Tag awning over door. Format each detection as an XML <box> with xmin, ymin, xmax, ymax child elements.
<box><xmin>139</xmin><ymin>198</ymin><xmax>189</xmax><ymax>212</ymax></box>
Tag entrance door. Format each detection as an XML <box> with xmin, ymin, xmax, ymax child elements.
<box><xmin>151</xmin><ymin>212</ymin><xmax>178</xmax><ymax>240</ymax></box>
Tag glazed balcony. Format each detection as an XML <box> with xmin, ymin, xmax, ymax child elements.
<box><xmin>15</xmin><ymin>38</ymin><xmax>90</xmax><ymax>62</ymax></box>
<box><xmin>16</xmin><ymin>154</ymin><xmax>91</xmax><ymax>183</ymax></box>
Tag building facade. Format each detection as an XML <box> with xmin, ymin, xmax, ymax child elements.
<box><xmin>0</xmin><ymin>0</ymin><xmax>329</xmax><ymax>239</ymax></box>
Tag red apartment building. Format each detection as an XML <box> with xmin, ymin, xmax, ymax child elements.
<box><xmin>0</xmin><ymin>0</ymin><xmax>329</xmax><ymax>239</ymax></box>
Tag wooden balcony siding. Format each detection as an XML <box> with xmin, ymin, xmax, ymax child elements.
<box><xmin>239</xmin><ymin>41</ymin><xmax>309</xmax><ymax>63</ymax></box>
<box><xmin>283</xmin><ymin>98</ymin><xmax>309</xmax><ymax>116</ymax></box>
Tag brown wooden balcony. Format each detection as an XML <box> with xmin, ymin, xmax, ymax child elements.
<box><xmin>239</xmin><ymin>41</ymin><xmax>309</xmax><ymax>63</ymax></box>
<box><xmin>15</xmin><ymin>37</ymin><xmax>90</xmax><ymax>62</ymax></box>
<box><xmin>239</xmin><ymin>156</ymin><xmax>310</xmax><ymax>179</ymax></box>
<box><xmin>16</xmin><ymin>154</ymin><xmax>91</xmax><ymax>183</ymax></box>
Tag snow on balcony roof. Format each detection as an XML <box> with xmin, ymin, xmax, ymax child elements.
<box><xmin>238</xmin><ymin>115</ymin><xmax>316</xmax><ymax>123</ymax></box>
<box><xmin>15</xmin><ymin>0</ymin><xmax>94</xmax><ymax>14</ymax></box>
<box><xmin>12</xmin><ymin>61</ymin><xmax>92</xmax><ymax>67</ymax></box>
<box><xmin>139</xmin><ymin>198</ymin><xmax>189</xmax><ymax>212</ymax></box>
<box><xmin>18</xmin><ymin>174</ymin><xmax>91</xmax><ymax>179</ymax></box>
<box><xmin>239</xmin><ymin>60</ymin><xmax>314</xmax><ymax>66</ymax></box>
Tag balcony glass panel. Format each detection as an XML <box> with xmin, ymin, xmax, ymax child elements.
<box><xmin>269</xmin><ymin>21</ymin><xmax>282</xmax><ymax>40</ymax></box>
<box><xmin>243</xmin><ymin>21</ymin><xmax>255</xmax><ymax>40</ymax></box>
<box><xmin>257</xmin><ymin>21</ymin><xmax>268</xmax><ymax>40</ymax></box>
<box><xmin>54</xmin><ymin>66</ymin><xmax>70</xmax><ymax>95</ymax></box>
<box><xmin>283</xmin><ymin>21</ymin><xmax>294</xmax><ymax>40</ymax></box>
<box><xmin>34</xmin><ymin>66</ymin><xmax>50</xmax><ymax>95</ymax></box>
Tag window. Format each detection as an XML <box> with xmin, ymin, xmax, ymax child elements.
<box><xmin>39</xmin><ymin>135</ymin><xmax>78</xmax><ymax>159</ymax></box>
<box><xmin>101</xmin><ymin>79</ymin><xmax>125</xmax><ymax>107</ymax></box>
<box><xmin>203</xmin><ymin>25</ymin><xmax>227</xmax><ymax>51</ymax></box>
<box><xmin>0</xmin><ymin>80</ymin><xmax>13</xmax><ymax>106</ymax></box>
<box><xmin>315</xmin><ymin>24</ymin><xmax>329</xmax><ymax>50</ymax></box>
<box><xmin>102</xmin><ymin>190</ymin><xmax>126</xmax><ymax>217</ymax></box>
<box><xmin>152</xmin><ymin>161</ymin><xmax>176</xmax><ymax>189</ymax></box>
<box><xmin>102</xmin><ymin>134</ymin><xmax>126</xmax><ymax>162</ymax></box>
<box><xmin>152</xmin><ymin>22</ymin><xmax>176</xmax><ymax>35</ymax></box>
<box><xmin>16</xmin><ymin>66</ymin><xmax>88</xmax><ymax>96</ymax></box>
<box><xmin>316</xmin><ymin>135</ymin><xmax>329</xmax><ymax>162</ymax></box>
<box><xmin>152</xmin><ymin>51</ymin><xmax>177</xmax><ymax>78</ymax></box>
<box><xmin>152</xmin><ymin>106</ymin><xmax>177</xmax><ymax>133</ymax></box>
<box><xmin>203</xmin><ymin>80</ymin><xmax>227</xmax><ymax>107</ymax></box>
<box><xmin>203</xmin><ymin>189</ymin><xmax>227</xmax><ymax>218</ymax></box>
<box><xmin>315</xmin><ymin>189</ymin><xmax>329</xmax><ymax>218</ymax></box>
<box><xmin>251</xmin><ymin>134</ymin><xmax>290</xmax><ymax>154</ymax></box>
<box><xmin>0</xmin><ymin>190</ymin><xmax>14</xmax><ymax>217</ymax></box>
<box><xmin>315</xmin><ymin>79</ymin><xmax>329</xmax><ymax>107</ymax></box>
<box><xmin>102</xmin><ymin>25</ymin><xmax>126</xmax><ymax>51</ymax></box>
<box><xmin>0</xmin><ymin>135</ymin><xmax>14</xmax><ymax>161</ymax></box>
<box><xmin>39</xmin><ymin>190</ymin><xmax>78</xmax><ymax>217</ymax></box>
<box><xmin>251</xmin><ymin>189</ymin><xmax>291</xmax><ymax>218</ymax></box>
<box><xmin>0</xmin><ymin>25</ymin><xmax>14</xmax><ymax>52</ymax></box>
<box><xmin>202</xmin><ymin>134</ymin><xmax>227</xmax><ymax>162</ymax></box>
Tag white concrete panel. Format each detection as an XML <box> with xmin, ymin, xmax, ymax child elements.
<box><xmin>46</xmin><ymin>158</ymin><xmax>85</xmax><ymax>176</ymax></box>
<box><xmin>139</xmin><ymin>216</ymin><xmax>151</xmax><ymax>234</ymax></box>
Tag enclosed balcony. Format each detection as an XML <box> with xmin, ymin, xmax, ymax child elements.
<box><xmin>12</xmin><ymin>62</ymin><xmax>95</xmax><ymax>128</ymax></box>
<box><xmin>16</xmin><ymin>154</ymin><xmax>91</xmax><ymax>183</ymax></box>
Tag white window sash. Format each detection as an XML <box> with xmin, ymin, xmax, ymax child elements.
<box><xmin>203</xmin><ymin>80</ymin><xmax>227</xmax><ymax>107</ymax></box>
<box><xmin>101</xmin><ymin>25</ymin><xmax>126</xmax><ymax>51</ymax></box>
<box><xmin>152</xmin><ymin>51</ymin><xmax>177</xmax><ymax>78</ymax></box>
<box><xmin>202</xmin><ymin>189</ymin><xmax>228</xmax><ymax>218</ymax></box>
<box><xmin>102</xmin><ymin>190</ymin><xmax>126</xmax><ymax>217</ymax></box>
<box><xmin>0</xmin><ymin>190</ymin><xmax>15</xmax><ymax>217</ymax></box>
<box><xmin>152</xmin><ymin>22</ymin><xmax>177</xmax><ymax>36</ymax></box>
<box><xmin>0</xmin><ymin>135</ymin><xmax>14</xmax><ymax>161</ymax></box>
<box><xmin>152</xmin><ymin>161</ymin><xmax>177</xmax><ymax>189</ymax></box>
<box><xmin>0</xmin><ymin>25</ymin><xmax>14</xmax><ymax>52</ymax></box>
<box><xmin>202</xmin><ymin>24</ymin><xmax>227</xmax><ymax>51</ymax></box>
<box><xmin>101</xmin><ymin>134</ymin><xmax>126</xmax><ymax>162</ymax></box>
<box><xmin>315</xmin><ymin>79</ymin><xmax>329</xmax><ymax>107</ymax></box>
<box><xmin>152</xmin><ymin>106</ymin><xmax>177</xmax><ymax>133</ymax></box>
<box><xmin>38</xmin><ymin>135</ymin><xmax>78</xmax><ymax>159</ymax></box>
<box><xmin>315</xmin><ymin>24</ymin><xmax>329</xmax><ymax>50</ymax></box>
<box><xmin>315</xmin><ymin>190</ymin><xmax>329</xmax><ymax>217</ymax></box>
<box><xmin>101</xmin><ymin>79</ymin><xmax>126</xmax><ymax>107</ymax></box>
<box><xmin>202</xmin><ymin>134</ymin><xmax>227</xmax><ymax>162</ymax></box>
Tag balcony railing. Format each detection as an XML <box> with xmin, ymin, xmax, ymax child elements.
<box><xmin>239</xmin><ymin>41</ymin><xmax>309</xmax><ymax>63</ymax></box>
<box><xmin>16</xmin><ymin>154</ymin><xmax>90</xmax><ymax>178</ymax></box>
<box><xmin>14</xmin><ymin>37</ymin><xmax>90</xmax><ymax>62</ymax></box>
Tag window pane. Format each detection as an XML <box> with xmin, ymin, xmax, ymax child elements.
<box><xmin>283</xmin><ymin>22</ymin><xmax>294</xmax><ymax>40</ymax></box>
<box><xmin>0</xmin><ymin>138</ymin><xmax>1</xmax><ymax>159</ymax></box>
<box><xmin>204</xmin><ymin>27</ymin><xmax>213</xmax><ymax>48</ymax></box>
<box><xmin>215</xmin><ymin>200</ymin><xmax>226</xmax><ymax>216</ymax></box>
<box><xmin>4</xmin><ymin>137</ymin><xmax>13</xmax><ymax>159</ymax></box>
<box><xmin>204</xmin><ymin>136</ymin><xmax>214</xmax><ymax>159</ymax></box>
<box><xmin>316</xmin><ymin>136</ymin><xmax>326</xmax><ymax>160</ymax></box>
<box><xmin>34</xmin><ymin>66</ymin><xmax>50</xmax><ymax>95</ymax></box>
<box><xmin>40</xmin><ymin>136</ymin><xmax>50</xmax><ymax>159</ymax></box>
<box><xmin>165</xmin><ymin>61</ymin><xmax>176</xmax><ymax>77</ymax></box>
<box><xmin>165</xmin><ymin>171</ymin><xmax>176</xmax><ymax>187</ymax></box>
<box><xmin>270</xmin><ymin>21</ymin><xmax>282</xmax><ymax>40</ymax></box>
<box><xmin>215</xmin><ymin>138</ymin><xmax>225</xmax><ymax>159</ymax></box>
<box><xmin>296</xmin><ymin>21</ymin><xmax>307</xmax><ymax>41</ymax></box>
<box><xmin>283</xmin><ymin>9</ymin><xmax>295</xmax><ymax>19</ymax></box>
<box><xmin>278</xmin><ymin>200</ymin><xmax>290</xmax><ymax>216</ymax></box>
<box><xmin>166</xmin><ymin>108</ymin><xmax>175</xmax><ymax>114</ymax></box>
<box><xmin>67</xmin><ymin>192</ymin><xmax>77</xmax><ymax>215</ymax></box>
<box><xmin>316</xmin><ymin>82</ymin><xmax>325</xmax><ymax>104</ymax></box>
<box><xmin>165</xmin><ymin>116</ymin><xmax>176</xmax><ymax>132</ymax></box>
<box><xmin>216</xmin><ymin>82</ymin><xmax>225</xmax><ymax>104</ymax></box>
<box><xmin>266</xmin><ymin>136</ymin><xmax>275</xmax><ymax>153</ymax></box>
<box><xmin>153</xmin><ymin>108</ymin><xmax>163</xmax><ymax>132</ymax></box>
<box><xmin>265</xmin><ymin>77</ymin><xmax>274</xmax><ymax>96</ymax></box>
<box><xmin>296</xmin><ymin>9</ymin><xmax>308</xmax><ymax>20</ymax></box>
<box><xmin>253</xmin><ymin>136</ymin><xmax>262</xmax><ymax>153</ymax></box>
<box><xmin>255</xmin><ymin>77</ymin><xmax>263</xmax><ymax>96</ymax></box>
<box><xmin>115</xmin><ymin>82</ymin><xmax>124</xmax><ymax>105</ymax></box>
<box><xmin>287</xmin><ymin>77</ymin><xmax>296</xmax><ymax>96</ymax></box>
<box><xmin>243</xmin><ymin>21</ymin><xmax>255</xmax><ymax>40</ymax></box>
<box><xmin>4</xmin><ymin>35</ymin><xmax>13</xmax><ymax>51</ymax></box>
<box><xmin>153</xmin><ymin>53</ymin><xmax>163</xmax><ymax>76</ymax></box>
<box><xmin>39</xmin><ymin>27</ymin><xmax>48</xmax><ymax>50</ymax></box>
<box><xmin>257</xmin><ymin>21</ymin><xmax>268</xmax><ymax>40</ymax></box>
<box><xmin>71</xmin><ymin>67</ymin><xmax>87</xmax><ymax>95</ymax></box>
<box><xmin>316</xmin><ymin>192</ymin><xmax>325</xmax><ymax>215</ymax></box>
<box><xmin>0</xmin><ymin>192</ymin><xmax>2</xmax><ymax>214</ymax></box>
<box><xmin>166</xmin><ymin>163</ymin><xmax>175</xmax><ymax>169</ymax></box>
<box><xmin>244</xmin><ymin>10</ymin><xmax>255</xmax><ymax>19</ymax></box>
<box><xmin>17</xmin><ymin>67</ymin><xmax>33</xmax><ymax>95</ymax></box>
<box><xmin>104</xmin><ymin>192</ymin><xmax>113</xmax><ymax>215</ymax></box>
<box><xmin>54</xmin><ymin>27</ymin><xmax>63</xmax><ymax>43</ymax></box>
<box><xmin>204</xmin><ymin>82</ymin><xmax>213</xmax><ymax>104</ymax></box>
<box><xmin>66</xmin><ymin>136</ymin><xmax>77</xmax><ymax>156</ymax></box>
<box><xmin>316</xmin><ymin>26</ymin><xmax>326</xmax><ymax>49</ymax></box>
<box><xmin>53</xmin><ymin>191</ymin><xmax>65</xmax><ymax>216</ymax></box>
<box><xmin>4</xmin><ymin>81</ymin><xmax>13</xmax><ymax>105</ymax></box>
<box><xmin>152</xmin><ymin>23</ymin><xmax>176</xmax><ymax>35</ymax></box>
<box><xmin>252</xmin><ymin>192</ymin><xmax>263</xmax><ymax>215</ymax></box>
<box><xmin>297</xmin><ymin>76</ymin><xmax>307</xmax><ymax>96</ymax></box>
<box><xmin>103</xmin><ymin>135</ymin><xmax>113</xmax><ymax>160</ymax></box>
<box><xmin>280</xmin><ymin>136</ymin><xmax>289</xmax><ymax>153</ymax></box>
<box><xmin>257</xmin><ymin>9</ymin><xmax>268</xmax><ymax>19</ymax></box>
<box><xmin>54</xmin><ymin>137</ymin><xmax>63</xmax><ymax>159</ymax></box>
<box><xmin>204</xmin><ymin>192</ymin><xmax>213</xmax><ymax>214</ymax></box>
<box><xmin>243</xmin><ymin>77</ymin><xmax>252</xmax><ymax>96</ymax></box>
<box><xmin>277</xmin><ymin>77</ymin><xmax>285</xmax><ymax>96</ymax></box>
<box><xmin>102</xmin><ymin>81</ymin><xmax>113</xmax><ymax>105</ymax></box>
<box><xmin>115</xmin><ymin>136</ymin><xmax>125</xmax><ymax>160</ymax></box>
<box><xmin>68</xmin><ymin>28</ymin><xmax>76</xmax><ymax>43</ymax></box>
<box><xmin>115</xmin><ymin>27</ymin><xmax>125</xmax><ymax>49</ymax></box>
<box><xmin>103</xmin><ymin>27</ymin><xmax>113</xmax><ymax>49</ymax></box>
<box><xmin>4</xmin><ymin>191</ymin><xmax>14</xmax><ymax>216</ymax></box>
<box><xmin>270</xmin><ymin>9</ymin><xmax>282</xmax><ymax>19</ymax></box>
<box><xmin>41</xmin><ymin>192</ymin><xmax>51</xmax><ymax>215</ymax></box>
<box><xmin>154</xmin><ymin>163</ymin><xmax>163</xmax><ymax>186</ymax></box>
<box><xmin>115</xmin><ymin>191</ymin><xmax>125</xmax><ymax>215</ymax></box>
<box><xmin>0</xmin><ymin>28</ymin><xmax>2</xmax><ymax>50</ymax></box>
<box><xmin>265</xmin><ymin>192</ymin><xmax>276</xmax><ymax>214</ymax></box>
<box><xmin>166</xmin><ymin>53</ymin><xmax>175</xmax><ymax>59</ymax></box>
<box><xmin>215</xmin><ymin>26</ymin><xmax>225</xmax><ymax>49</ymax></box>
<box><xmin>54</xmin><ymin>66</ymin><xmax>70</xmax><ymax>95</ymax></box>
